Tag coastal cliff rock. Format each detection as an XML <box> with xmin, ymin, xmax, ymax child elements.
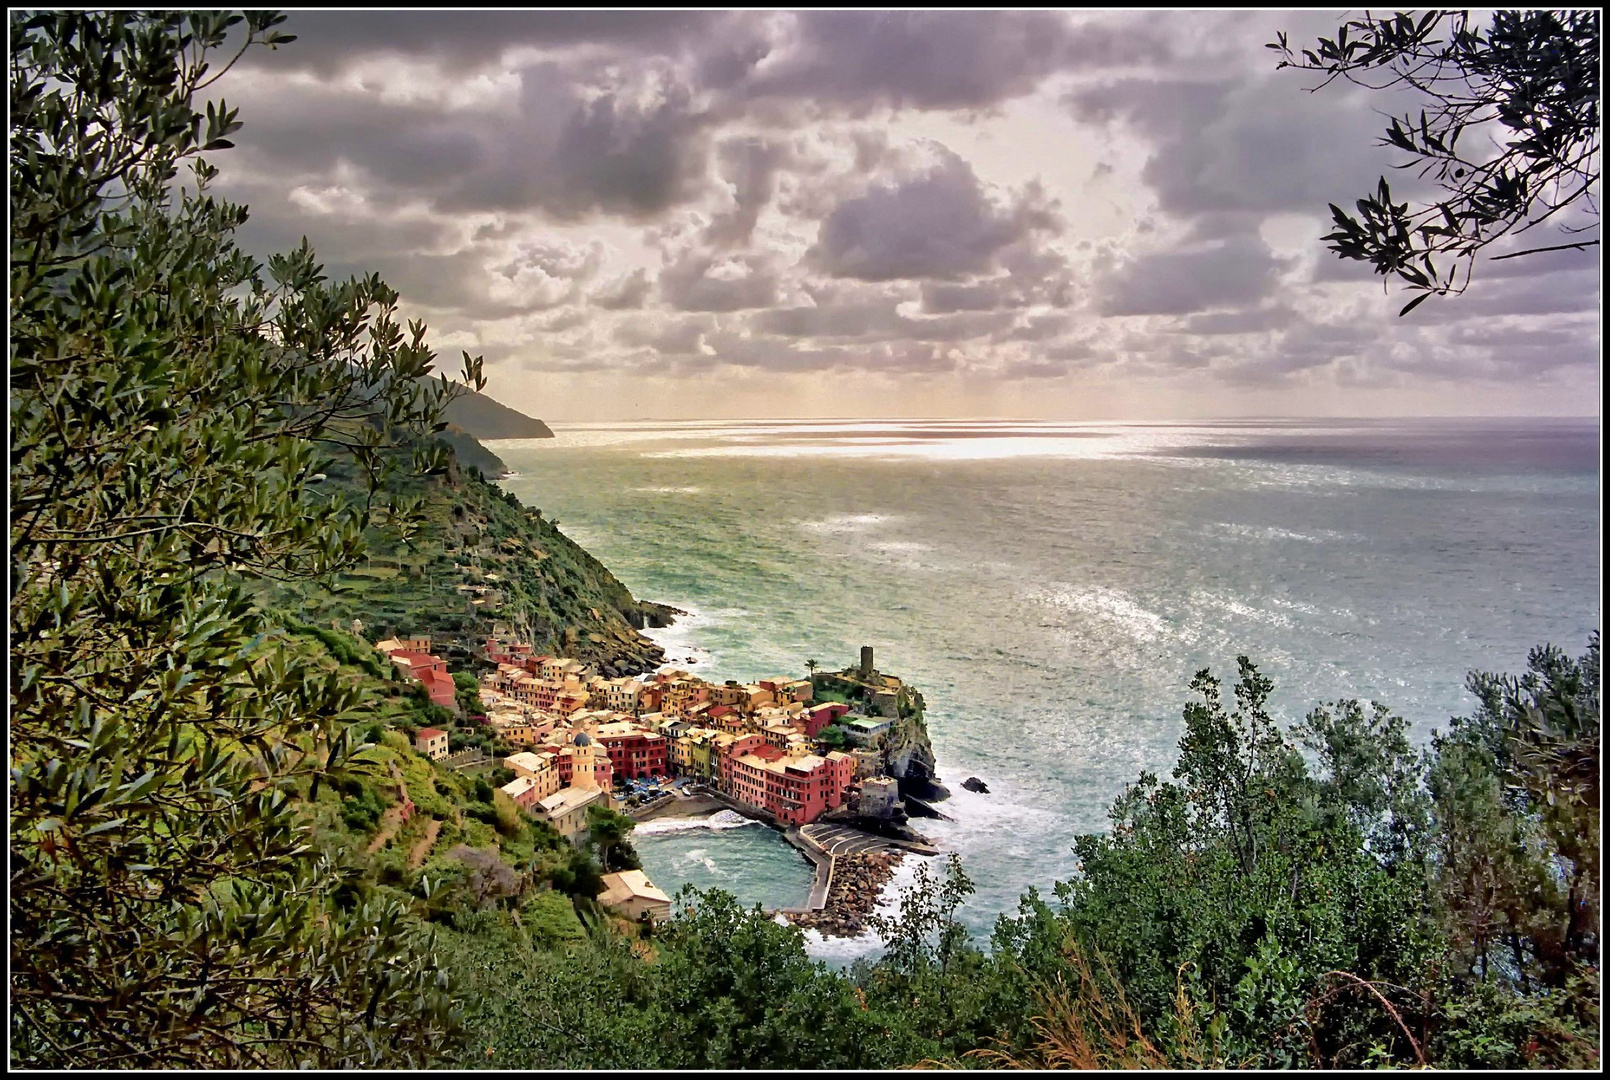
<box><xmin>882</xmin><ymin>689</ymin><xmax>942</xmax><ymax>798</ymax></box>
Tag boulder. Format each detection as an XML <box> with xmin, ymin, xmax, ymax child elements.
<box><xmin>961</xmin><ymin>776</ymin><xmax>989</xmax><ymax>794</ymax></box>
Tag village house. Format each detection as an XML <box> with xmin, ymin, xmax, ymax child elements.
<box><xmin>724</xmin><ymin>745</ymin><xmax>856</xmax><ymax>826</ymax></box>
<box><xmin>414</xmin><ymin>727</ymin><xmax>449</xmax><ymax>761</ymax></box>
<box><xmin>532</xmin><ymin>784</ymin><xmax>606</xmax><ymax>844</ymax></box>
<box><xmin>801</xmin><ymin>701</ymin><xmax>849</xmax><ymax>737</ymax></box>
<box><xmin>500</xmin><ymin>774</ymin><xmax>541</xmax><ymax>810</ymax></box>
<box><xmin>376</xmin><ymin>635</ymin><xmax>430</xmax><ymax>656</ymax></box>
<box><xmin>503</xmin><ymin>750</ymin><xmax>563</xmax><ymax>801</ymax></box>
<box><xmin>539</xmin><ymin>657</ymin><xmax>588</xmax><ymax>682</ymax></box>
<box><xmin>593</xmin><ymin>721</ymin><xmax>668</xmax><ymax>779</ymax></box>
<box><xmin>596</xmin><ymin>870</ymin><xmax>672</xmax><ymax>923</ymax></box>
<box><xmin>841</xmin><ymin>716</ymin><xmax>894</xmax><ymax>745</ymax></box>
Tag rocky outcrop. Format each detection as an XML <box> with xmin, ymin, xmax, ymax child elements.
<box><xmin>883</xmin><ymin>698</ymin><xmax>942</xmax><ymax>800</ymax></box>
<box><xmin>961</xmin><ymin>776</ymin><xmax>989</xmax><ymax>794</ymax></box>
<box><xmin>787</xmin><ymin>851</ymin><xmax>903</xmax><ymax>938</ymax></box>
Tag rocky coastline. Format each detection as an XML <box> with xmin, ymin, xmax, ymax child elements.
<box><xmin>786</xmin><ymin>850</ymin><xmax>904</xmax><ymax>938</ymax></box>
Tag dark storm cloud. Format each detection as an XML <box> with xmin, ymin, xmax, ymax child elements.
<box><xmin>245</xmin><ymin>10</ymin><xmax>728</xmax><ymax>75</ymax></box>
<box><xmin>1100</xmin><ymin>234</ymin><xmax>1285</xmax><ymax>316</ymax></box>
<box><xmin>1070</xmin><ymin>75</ymin><xmax>1410</xmax><ymax>220</ymax></box>
<box><xmin>228</xmin><ymin>61</ymin><xmax>712</xmax><ymax>223</ymax></box>
<box><xmin>808</xmin><ymin>151</ymin><xmax>1059</xmax><ymax>281</ymax></box>
<box><xmin>732</xmin><ymin>11</ymin><xmax>1169</xmax><ymax>114</ymax></box>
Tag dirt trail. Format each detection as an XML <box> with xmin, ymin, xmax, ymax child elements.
<box><xmin>365</xmin><ymin>806</ymin><xmax>403</xmax><ymax>854</ymax></box>
<box><xmin>408</xmin><ymin>817</ymin><xmax>442</xmax><ymax>868</ymax></box>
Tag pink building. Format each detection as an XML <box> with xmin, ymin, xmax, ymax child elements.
<box><xmin>802</xmin><ymin>701</ymin><xmax>849</xmax><ymax>737</ymax></box>
<box><xmin>724</xmin><ymin>745</ymin><xmax>856</xmax><ymax>826</ymax></box>
<box><xmin>416</xmin><ymin>667</ymin><xmax>457</xmax><ymax>710</ymax></box>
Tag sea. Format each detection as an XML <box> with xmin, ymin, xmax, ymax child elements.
<box><xmin>492</xmin><ymin>417</ymin><xmax>1600</xmax><ymax>963</ymax></box>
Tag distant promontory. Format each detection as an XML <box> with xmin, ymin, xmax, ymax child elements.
<box><xmin>443</xmin><ymin>388</ymin><xmax>555</xmax><ymax>440</ymax></box>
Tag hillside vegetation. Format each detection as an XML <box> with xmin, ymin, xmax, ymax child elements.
<box><xmin>256</xmin><ymin>431</ymin><xmax>673</xmax><ymax>677</ymax></box>
<box><xmin>10</xmin><ymin>11</ymin><xmax>1596</xmax><ymax>1071</ymax></box>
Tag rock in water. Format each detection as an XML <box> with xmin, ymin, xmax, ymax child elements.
<box><xmin>961</xmin><ymin>776</ymin><xmax>989</xmax><ymax>794</ymax></box>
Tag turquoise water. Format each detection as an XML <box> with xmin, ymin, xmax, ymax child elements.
<box><xmin>632</xmin><ymin>810</ymin><xmax>815</xmax><ymax>913</ymax></box>
<box><xmin>494</xmin><ymin>418</ymin><xmax>1599</xmax><ymax>947</ymax></box>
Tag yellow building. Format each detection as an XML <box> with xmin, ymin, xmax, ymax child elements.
<box><xmin>502</xmin><ymin>750</ymin><xmax>561</xmax><ymax>801</ymax></box>
<box><xmin>533</xmin><ymin>785</ymin><xmax>606</xmax><ymax>844</ymax></box>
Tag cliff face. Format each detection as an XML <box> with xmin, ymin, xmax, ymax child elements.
<box><xmin>882</xmin><ymin>688</ymin><xmax>942</xmax><ymax>797</ymax></box>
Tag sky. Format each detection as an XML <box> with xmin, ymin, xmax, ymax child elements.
<box><xmin>211</xmin><ymin>9</ymin><xmax>1602</xmax><ymax>422</ymax></box>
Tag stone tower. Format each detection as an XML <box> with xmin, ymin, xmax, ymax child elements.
<box><xmin>859</xmin><ymin>645</ymin><xmax>874</xmax><ymax>679</ymax></box>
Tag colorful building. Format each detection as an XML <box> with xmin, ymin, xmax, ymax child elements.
<box><xmin>415</xmin><ymin>727</ymin><xmax>448</xmax><ymax>760</ymax></box>
<box><xmin>724</xmin><ymin>746</ymin><xmax>856</xmax><ymax>826</ymax></box>
<box><xmin>533</xmin><ymin>784</ymin><xmax>606</xmax><ymax>844</ymax></box>
<box><xmin>594</xmin><ymin>721</ymin><xmax>668</xmax><ymax>780</ymax></box>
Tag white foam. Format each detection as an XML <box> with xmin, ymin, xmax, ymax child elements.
<box><xmin>1191</xmin><ymin>590</ymin><xmax>1294</xmax><ymax>629</ymax></box>
<box><xmin>635</xmin><ymin>809</ymin><xmax>760</xmax><ymax>835</ymax></box>
<box><xmin>638</xmin><ymin>602</ymin><xmax>750</xmax><ymax>676</ymax></box>
<box><xmin>800</xmin><ymin>513</ymin><xmax>893</xmax><ymax>534</ymax></box>
<box><xmin>801</xmin><ymin>851</ymin><xmax>942</xmax><ymax>966</ymax></box>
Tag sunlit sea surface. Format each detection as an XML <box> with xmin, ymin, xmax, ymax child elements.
<box><xmin>493</xmin><ymin>417</ymin><xmax>1599</xmax><ymax>960</ymax></box>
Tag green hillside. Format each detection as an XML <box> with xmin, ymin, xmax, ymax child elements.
<box><xmin>256</xmin><ymin>427</ymin><xmax>674</xmax><ymax>676</ymax></box>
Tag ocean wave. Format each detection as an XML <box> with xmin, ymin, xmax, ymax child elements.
<box><xmin>1190</xmin><ymin>590</ymin><xmax>1295</xmax><ymax>628</ymax></box>
<box><xmin>632</xmin><ymin>485</ymin><xmax>704</xmax><ymax>495</ymax></box>
<box><xmin>1031</xmin><ymin>584</ymin><xmax>1170</xmax><ymax>643</ymax></box>
<box><xmin>1216</xmin><ymin>522</ymin><xmax>1358</xmax><ymax>544</ymax></box>
<box><xmin>671</xmin><ymin>846</ymin><xmax>729</xmax><ymax>878</ymax></box>
<box><xmin>800</xmin><ymin>513</ymin><xmax>893</xmax><ymax>534</ymax></box>
<box><xmin>635</xmin><ymin>809</ymin><xmax>760</xmax><ymax>835</ymax></box>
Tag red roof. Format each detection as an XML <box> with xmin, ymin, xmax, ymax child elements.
<box><xmin>417</xmin><ymin>727</ymin><xmax>447</xmax><ymax>739</ymax></box>
<box><xmin>752</xmin><ymin>744</ymin><xmax>785</xmax><ymax>762</ymax></box>
<box><xmin>708</xmin><ymin>705</ymin><xmax>735</xmax><ymax>718</ymax></box>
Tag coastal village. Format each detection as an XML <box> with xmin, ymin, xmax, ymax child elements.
<box><xmin>374</xmin><ymin>632</ymin><xmax>938</xmax><ymax>930</ymax></box>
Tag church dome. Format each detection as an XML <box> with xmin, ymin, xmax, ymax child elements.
<box><xmin>572</xmin><ymin>731</ymin><xmax>592</xmax><ymax>747</ymax></box>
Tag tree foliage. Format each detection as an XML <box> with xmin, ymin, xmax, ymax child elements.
<box><xmin>1271</xmin><ymin>10</ymin><xmax>1600</xmax><ymax>314</ymax></box>
<box><xmin>9</xmin><ymin>10</ymin><xmax>483</xmax><ymax>1067</ymax></box>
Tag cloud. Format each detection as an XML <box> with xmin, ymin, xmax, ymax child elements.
<box><xmin>613</xmin><ymin>313</ymin><xmax>716</xmax><ymax>354</ymax></box>
<box><xmin>659</xmin><ymin>251</ymin><xmax>779</xmax><ymax>311</ymax></box>
<box><xmin>703</xmin><ymin>136</ymin><xmax>790</xmax><ymax>247</ymax></box>
<box><xmin>1100</xmin><ymin>234</ymin><xmax>1285</xmax><ymax>316</ymax></box>
<box><xmin>588</xmin><ymin>268</ymin><xmax>654</xmax><ymax>309</ymax></box>
<box><xmin>733</xmin><ymin>11</ymin><xmax>1164</xmax><ymax>114</ymax></box>
<box><xmin>246</xmin><ymin>10</ymin><xmax>729</xmax><ymax>76</ymax></box>
<box><xmin>203</xmin><ymin>10</ymin><xmax>1587</xmax><ymax>409</ymax></box>
<box><xmin>808</xmin><ymin>150</ymin><xmax>1060</xmax><ymax>281</ymax></box>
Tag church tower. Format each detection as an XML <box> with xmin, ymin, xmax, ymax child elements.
<box><xmin>571</xmin><ymin>729</ymin><xmax>598</xmax><ymax>790</ymax></box>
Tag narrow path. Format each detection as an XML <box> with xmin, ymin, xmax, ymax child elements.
<box><xmin>365</xmin><ymin>806</ymin><xmax>403</xmax><ymax>855</ymax></box>
<box><xmin>408</xmin><ymin>817</ymin><xmax>442</xmax><ymax>868</ymax></box>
